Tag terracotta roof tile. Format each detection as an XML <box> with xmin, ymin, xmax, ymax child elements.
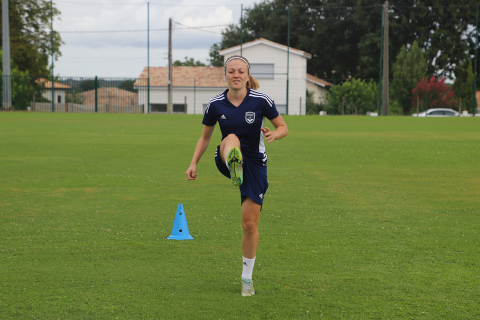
<box><xmin>36</xmin><ymin>78</ymin><xmax>72</xmax><ymax>89</ymax></box>
<box><xmin>134</xmin><ymin>66</ymin><xmax>227</xmax><ymax>88</ymax></box>
<box><xmin>306</xmin><ymin>74</ymin><xmax>333</xmax><ymax>87</ymax></box>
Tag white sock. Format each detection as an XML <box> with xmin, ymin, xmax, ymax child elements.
<box><xmin>242</xmin><ymin>256</ymin><xmax>256</xmax><ymax>280</ymax></box>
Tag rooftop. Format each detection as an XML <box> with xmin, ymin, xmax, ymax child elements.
<box><xmin>134</xmin><ymin>67</ymin><xmax>227</xmax><ymax>88</ymax></box>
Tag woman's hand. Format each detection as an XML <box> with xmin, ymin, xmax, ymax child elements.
<box><xmin>185</xmin><ymin>164</ymin><xmax>198</xmax><ymax>180</ymax></box>
<box><xmin>261</xmin><ymin>115</ymin><xmax>288</xmax><ymax>144</ymax></box>
<box><xmin>185</xmin><ymin>125</ymin><xmax>215</xmax><ymax>181</ymax></box>
<box><xmin>261</xmin><ymin>127</ymin><xmax>277</xmax><ymax>144</ymax></box>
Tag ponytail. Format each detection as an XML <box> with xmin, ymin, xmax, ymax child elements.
<box><xmin>247</xmin><ymin>75</ymin><xmax>260</xmax><ymax>90</ymax></box>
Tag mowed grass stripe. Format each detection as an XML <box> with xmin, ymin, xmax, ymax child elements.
<box><xmin>0</xmin><ymin>113</ymin><xmax>479</xmax><ymax>319</ymax></box>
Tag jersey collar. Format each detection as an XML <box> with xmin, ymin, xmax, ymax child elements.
<box><xmin>224</xmin><ymin>88</ymin><xmax>250</xmax><ymax>108</ymax></box>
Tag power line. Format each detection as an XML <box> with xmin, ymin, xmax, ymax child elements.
<box><xmin>57</xmin><ymin>23</ymin><xmax>235</xmax><ymax>34</ymax></box>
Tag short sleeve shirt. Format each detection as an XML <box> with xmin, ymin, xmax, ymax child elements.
<box><xmin>203</xmin><ymin>88</ymin><xmax>280</xmax><ymax>161</ymax></box>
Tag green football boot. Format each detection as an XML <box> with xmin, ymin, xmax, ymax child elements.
<box><xmin>227</xmin><ymin>146</ymin><xmax>243</xmax><ymax>186</ymax></box>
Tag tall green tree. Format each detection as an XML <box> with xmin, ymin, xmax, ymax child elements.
<box><xmin>453</xmin><ymin>61</ymin><xmax>474</xmax><ymax>112</ymax></box>
<box><xmin>211</xmin><ymin>0</ymin><xmax>478</xmax><ymax>81</ymax></box>
<box><xmin>391</xmin><ymin>41</ymin><xmax>427</xmax><ymax>115</ymax></box>
<box><xmin>0</xmin><ymin>50</ymin><xmax>33</xmax><ymax>110</ymax></box>
<box><xmin>0</xmin><ymin>0</ymin><xmax>63</xmax><ymax>76</ymax></box>
<box><xmin>209</xmin><ymin>24</ymin><xmax>253</xmax><ymax>67</ymax></box>
<box><xmin>389</xmin><ymin>1</ymin><xmax>477</xmax><ymax>79</ymax></box>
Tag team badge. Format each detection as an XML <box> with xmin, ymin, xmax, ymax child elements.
<box><xmin>245</xmin><ymin>112</ymin><xmax>255</xmax><ymax>124</ymax></box>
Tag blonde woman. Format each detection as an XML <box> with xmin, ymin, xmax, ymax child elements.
<box><xmin>186</xmin><ymin>55</ymin><xmax>288</xmax><ymax>296</ymax></box>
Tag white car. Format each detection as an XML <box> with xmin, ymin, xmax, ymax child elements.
<box><xmin>412</xmin><ymin>108</ymin><xmax>459</xmax><ymax>117</ymax></box>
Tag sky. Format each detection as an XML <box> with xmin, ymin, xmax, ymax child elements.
<box><xmin>54</xmin><ymin>0</ymin><xmax>259</xmax><ymax>78</ymax></box>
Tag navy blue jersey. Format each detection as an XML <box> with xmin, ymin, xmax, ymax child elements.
<box><xmin>203</xmin><ymin>88</ymin><xmax>280</xmax><ymax>162</ymax></box>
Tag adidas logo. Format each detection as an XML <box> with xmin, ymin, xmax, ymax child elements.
<box><xmin>221</xmin><ymin>114</ymin><xmax>227</xmax><ymax>120</ymax></box>
<box><xmin>259</xmin><ymin>193</ymin><xmax>264</xmax><ymax>199</ymax></box>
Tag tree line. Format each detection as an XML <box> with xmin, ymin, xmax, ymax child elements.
<box><xmin>209</xmin><ymin>0</ymin><xmax>480</xmax><ymax>114</ymax></box>
<box><xmin>2</xmin><ymin>0</ymin><xmax>479</xmax><ymax>113</ymax></box>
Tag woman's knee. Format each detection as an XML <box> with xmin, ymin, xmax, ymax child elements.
<box><xmin>242</xmin><ymin>219</ymin><xmax>258</xmax><ymax>234</ymax></box>
<box><xmin>222</xmin><ymin>133</ymin><xmax>240</xmax><ymax>145</ymax></box>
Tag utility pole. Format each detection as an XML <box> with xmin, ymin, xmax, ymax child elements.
<box><xmin>167</xmin><ymin>18</ymin><xmax>173</xmax><ymax>114</ymax></box>
<box><xmin>147</xmin><ymin>2</ymin><xmax>150</xmax><ymax>114</ymax></box>
<box><xmin>2</xmin><ymin>0</ymin><xmax>12</xmax><ymax>109</ymax></box>
<box><xmin>382</xmin><ymin>1</ymin><xmax>389</xmax><ymax>116</ymax></box>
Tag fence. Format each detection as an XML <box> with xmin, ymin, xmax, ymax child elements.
<box><xmin>1</xmin><ymin>76</ymin><xmax>148</xmax><ymax>114</ymax></box>
<box><xmin>3</xmin><ymin>2</ymin><xmax>480</xmax><ymax>116</ymax></box>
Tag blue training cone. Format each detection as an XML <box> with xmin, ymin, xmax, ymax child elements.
<box><xmin>167</xmin><ymin>204</ymin><xmax>194</xmax><ymax>240</ymax></box>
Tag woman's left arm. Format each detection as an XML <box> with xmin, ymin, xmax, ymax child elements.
<box><xmin>261</xmin><ymin>115</ymin><xmax>288</xmax><ymax>144</ymax></box>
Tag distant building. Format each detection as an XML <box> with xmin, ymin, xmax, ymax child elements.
<box><xmin>306</xmin><ymin>74</ymin><xmax>333</xmax><ymax>105</ymax></box>
<box><xmin>135</xmin><ymin>38</ymin><xmax>331</xmax><ymax>115</ymax></box>
<box><xmin>36</xmin><ymin>78</ymin><xmax>72</xmax><ymax>104</ymax></box>
<box><xmin>134</xmin><ymin>66</ymin><xmax>226</xmax><ymax>114</ymax></box>
<box><xmin>77</xmin><ymin>87</ymin><xmax>138</xmax><ymax>107</ymax></box>
<box><xmin>219</xmin><ymin>38</ymin><xmax>312</xmax><ymax>115</ymax></box>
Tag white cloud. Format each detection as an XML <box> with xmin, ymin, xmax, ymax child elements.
<box><xmin>53</xmin><ymin>0</ymin><xmax>257</xmax><ymax>77</ymax></box>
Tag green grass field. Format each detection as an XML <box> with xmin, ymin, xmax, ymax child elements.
<box><xmin>1</xmin><ymin>113</ymin><xmax>479</xmax><ymax>319</ymax></box>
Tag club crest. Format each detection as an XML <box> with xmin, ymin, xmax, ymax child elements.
<box><xmin>245</xmin><ymin>112</ymin><xmax>255</xmax><ymax>124</ymax></box>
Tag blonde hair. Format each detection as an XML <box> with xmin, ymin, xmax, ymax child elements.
<box><xmin>224</xmin><ymin>55</ymin><xmax>260</xmax><ymax>90</ymax></box>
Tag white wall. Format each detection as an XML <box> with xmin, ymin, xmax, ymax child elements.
<box><xmin>138</xmin><ymin>86</ymin><xmax>227</xmax><ymax>114</ymax></box>
<box><xmin>42</xmin><ymin>90</ymin><xmax>67</xmax><ymax>104</ymax></box>
<box><xmin>137</xmin><ymin>42</ymin><xmax>309</xmax><ymax>115</ymax></box>
<box><xmin>224</xmin><ymin>43</ymin><xmax>308</xmax><ymax>115</ymax></box>
<box><xmin>306</xmin><ymin>81</ymin><xmax>328</xmax><ymax>105</ymax></box>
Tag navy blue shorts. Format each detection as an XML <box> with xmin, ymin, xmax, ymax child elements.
<box><xmin>215</xmin><ymin>145</ymin><xmax>268</xmax><ymax>206</ymax></box>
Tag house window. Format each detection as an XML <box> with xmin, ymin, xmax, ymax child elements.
<box><xmin>250</xmin><ymin>63</ymin><xmax>274</xmax><ymax>79</ymax></box>
<box><xmin>173</xmin><ymin>104</ymin><xmax>185</xmax><ymax>113</ymax></box>
<box><xmin>151</xmin><ymin>103</ymin><xmax>167</xmax><ymax>112</ymax></box>
<box><xmin>150</xmin><ymin>103</ymin><xmax>185</xmax><ymax>113</ymax></box>
<box><xmin>57</xmin><ymin>95</ymin><xmax>61</xmax><ymax>103</ymax></box>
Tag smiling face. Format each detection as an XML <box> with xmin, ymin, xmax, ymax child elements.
<box><xmin>225</xmin><ymin>58</ymin><xmax>250</xmax><ymax>91</ymax></box>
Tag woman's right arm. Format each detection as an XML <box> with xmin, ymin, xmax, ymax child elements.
<box><xmin>185</xmin><ymin>125</ymin><xmax>215</xmax><ymax>180</ymax></box>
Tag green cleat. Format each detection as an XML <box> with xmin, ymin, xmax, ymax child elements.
<box><xmin>227</xmin><ymin>146</ymin><xmax>243</xmax><ymax>186</ymax></box>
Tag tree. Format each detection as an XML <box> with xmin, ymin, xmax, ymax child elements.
<box><xmin>453</xmin><ymin>61</ymin><xmax>474</xmax><ymax>112</ymax></box>
<box><xmin>390</xmin><ymin>1</ymin><xmax>477</xmax><ymax>79</ymax></box>
<box><xmin>0</xmin><ymin>50</ymin><xmax>33</xmax><ymax>110</ymax></box>
<box><xmin>326</xmin><ymin>78</ymin><xmax>378</xmax><ymax>115</ymax></box>
<box><xmin>79</xmin><ymin>79</ymin><xmax>96</xmax><ymax>92</ymax></box>
<box><xmin>0</xmin><ymin>0</ymin><xmax>63</xmax><ymax>76</ymax></box>
<box><xmin>174</xmin><ymin>57</ymin><xmax>206</xmax><ymax>67</ymax></box>
<box><xmin>119</xmin><ymin>79</ymin><xmax>136</xmax><ymax>93</ymax></box>
<box><xmin>411</xmin><ymin>77</ymin><xmax>457</xmax><ymax>111</ymax></box>
<box><xmin>209</xmin><ymin>24</ymin><xmax>253</xmax><ymax>67</ymax></box>
<box><xmin>209</xmin><ymin>44</ymin><xmax>223</xmax><ymax>67</ymax></box>
<box><xmin>391</xmin><ymin>41</ymin><xmax>427</xmax><ymax>115</ymax></box>
<box><xmin>210</xmin><ymin>0</ymin><xmax>478</xmax><ymax>80</ymax></box>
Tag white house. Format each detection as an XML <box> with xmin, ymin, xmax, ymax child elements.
<box><xmin>219</xmin><ymin>38</ymin><xmax>312</xmax><ymax>115</ymax></box>
<box><xmin>36</xmin><ymin>78</ymin><xmax>71</xmax><ymax>104</ymax></box>
<box><xmin>306</xmin><ymin>74</ymin><xmax>333</xmax><ymax>105</ymax></box>
<box><xmin>135</xmin><ymin>38</ymin><xmax>332</xmax><ymax>115</ymax></box>
<box><xmin>135</xmin><ymin>66</ymin><xmax>227</xmax><ymax>114</ymax></box>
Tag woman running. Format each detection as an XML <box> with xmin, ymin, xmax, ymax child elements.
<box><xmin>185</xmin><ymin>55</ymin><xmax>288</xmax><ymax>296</ymax></box>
